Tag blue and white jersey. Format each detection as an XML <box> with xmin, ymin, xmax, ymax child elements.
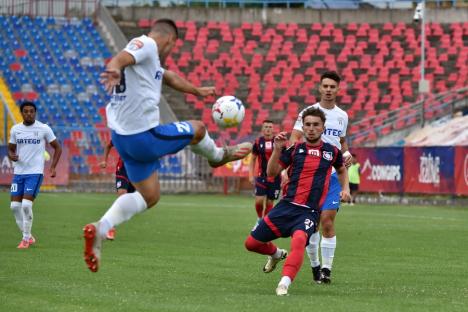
<box><xmin>293</xmin><ymin>102</ymin><xmax>348</xmax><ymax>150</ymax></box>
<box><xmin>106</xmin><ymin>35</ymin><xmax>165</xmax><ymax>135</ymax></box>
<box><xmin>9</xmin><ymin>121</ymin><xmax>56</xmax><ymax>174</ymax></box>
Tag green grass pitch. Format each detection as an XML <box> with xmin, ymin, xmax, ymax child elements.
<box><xmin>0</xmin><ymin>192</ymin><xmax>467</xmax><ymax>312</ymax></box>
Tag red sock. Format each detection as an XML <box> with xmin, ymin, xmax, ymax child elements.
<box><xmin>282</xmin><ymin>231</ymin><xmax>307</xmax><ymax>281</ymax></box>
<box><xmin>264</xmin><ymin>202</ymin><xmax>274</xmax><ymax>216</ymax></box>
<box><xmin>244</xmin><ymin>235</ymin><xmax>277</xmax><ymax>255</ymax></box>
<box><xmin>255</xmin><ymin>202</ymin><xmax>263</xmax><ymax>218</ymax></box>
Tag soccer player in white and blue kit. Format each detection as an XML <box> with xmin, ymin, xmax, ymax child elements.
<box><xmin>83</xmin><ymin>19</ymin><xmax>252</xmax><ymax>272</ymax></box>
<box><xmin>8</xmin><ymin>101</ymin><xmax>62</xmax><ymax>249</ymax></box>
<box><xmin>290</xmin><ymin>71</ymin><xmax>352</xmax><ymax>283</ymax></box>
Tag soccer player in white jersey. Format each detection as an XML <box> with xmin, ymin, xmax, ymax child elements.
<box><xmin>82</xmin><ymin>19</ymin><xmax>252</xmax><ymax>272</ymax></box>
<box><xmin>290</xmin><ymin>71</ymin><xmax>352</xmax><ymax>284</ymax></box>
<box><xmin>8</xmin><ymin>101</ymin><xmax>62</xmax><ymax>249</ymax></box>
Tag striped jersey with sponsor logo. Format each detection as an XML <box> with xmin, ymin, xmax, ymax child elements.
<box><xmin>279</xmin><ymin>141</ymin><xmax>343</xmax><ymax>210</ymax></box>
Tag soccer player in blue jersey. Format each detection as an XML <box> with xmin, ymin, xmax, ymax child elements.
<box><xmin>290</xmin><ymin>71</ymin><xmax>352</xmax><ymax>284</ymax></box>
<box><xmin>83</xmin><ymin>19</ymin><xmax>252</xmax><ymax>272</ymax></box>
<box><xmin>244</xmin><ymin>107</ymin><xmax>350</xmax><ymax>296</ymax></box>
<box><xmin>248</xmin><ymin>120</ymin><xmax>281</xmax><ymax>222</ymax></box>
<box><xmin>8</xmin><ymin>101</ymin><xmax>62</xmax><ymax>249</ymax></box>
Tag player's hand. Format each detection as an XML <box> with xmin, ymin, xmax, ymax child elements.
<box><xmin>248</xmin><ymin>175</ymin><xmax>254</xmax><ymax>185</ymax></box>
<box><xmin>274</xmin><ymin>132</ymin><xmax>288</xmax><ymax>149</ymax></box>
<box><xmin>99</xmin><ymin>161</ymin><xmax>107</xmax><ymax>169</ymax></box>
<box><xmin>343</xmin><ymin>151</ymin><xmax>353</xmax><ymax>168</ymax></box>
<box><xmin>49</xmin><ymin>167</ymin><xmax>57</xmax><ymax>178</ymax></box>
<box><xmin>280</xmin><ymin>170</ymin><xmax>289</xmax><ymax>188</ymax></box>
<box><xmin>100</xmin><ymin>69</ymin><xmax>121</xmax><ymax>94</ymax></box>
<box><xmin>197</xmin><ymin>86</ymin><xmax>216</xmax><ymax>97</ymax></box>
<box><xmin>8</xmin><ymin>153</ymin><xmax>18</xmax><ymax>162</ymax></box>
<box><xmin>340</xmin><ymin>190</ymin><xmax>351</xmax><ymax>203</ymax></box>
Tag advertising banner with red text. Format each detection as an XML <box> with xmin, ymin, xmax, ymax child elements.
<box><xmin>0</xmin><ymin>146</ymin><xmax>69</xmax><ymax>185</ymax></box>
<box><xmin>404</xmin><ymin>147</ymin><xmax>454</xmax><ymax>194</ymax></box>
<box><xmin>213</xmin><ymin>154</ymin><xmax>252</xmax><ymax>177</ymax></box>
<box><xmin>454</xmin><ymin>146</ymin><xmax>468</xmax><ymax>195</ymax></box>
<box><xmin>351</xmin><ymin>147</ymin><xmax>404</xmax><ymax>193</ymax></box>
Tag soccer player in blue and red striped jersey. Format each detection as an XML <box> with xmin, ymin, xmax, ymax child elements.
<box><xmin>249</xmin><ymin>120</ymin><xmax>281</xmax><ymax>222</ymax></box>
<box><xmin>244</xmin><ymin>107</ymin><xmax>350</xmax><ymax>296</ymax></box>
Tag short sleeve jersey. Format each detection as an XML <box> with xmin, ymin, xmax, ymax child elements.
<box><xmin>9</xmin><ymin>121</ymin><xmax>56</xmax><ymax>174</ymax></box>
<box><xmin>106</xmin><ymin>35</ymin><xmax>165</xmax><ymax>135</ymax></box>
<box><xmin>279</xmin><ymin>141</ymin><xmax>343</xmax><ymax>210</ymax></box>
<box><xmin>252</xmin><ymin>136</ymin><xmax>275</xmax><ymax>177</ymax></box>
<box><xmin>293</xmin><ymin>102</ymin><xmax>348</xmax><ymax>150</ymax></box>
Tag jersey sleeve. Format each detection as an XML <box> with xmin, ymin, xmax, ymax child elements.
<box><xmin>279</xmin><ymin>145</ymin><xmax>294</xmax><ymax>168</ymax></box>
<box><xmin>292</xmin><ymin>109</ymin><xmax>304</xmax><ymax>132</ymax></box>
<box><xmin>124</xmin><ymin>37</ymin><xmax>154</xmax><ymax>64</ymax></box>
<box><xmin>9</xmin><ymin>126</ymin><xmax>16</xmax><ymax>144</ymax></box>
<box><xmin>44</xmin><ymin>125</ymin><xmax>57</xmax><ymax>143</ymax></box>
<box><xmin>332</xmin><ymin>148</ymin><xmax>344</xmax><ymax>170</ymax></box>
<box><xmin>341</xmin><ymin>113</ymin><xmax>349</xmax><ymax>137</ymax></box>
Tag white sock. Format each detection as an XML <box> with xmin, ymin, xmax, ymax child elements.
<box><xmin>99</xmin><ymin>192</ymin><xmax>147</xmax><ymax>237</ymax></box>
<box><xmin>10</xmin><ymin>201</ymin><xmax>23</xmax><ymax>232</ymax></box>
<box><xmin>21</xmin><ymin>199</ymin><xmax>33</xmax><ymax>241</ymax></box>
<box><xmin>306</xmin><ymin>231</ymin><xmax>321</xmax><ymax>267</ymax></box>
<box><xmin>279</xmin><ymin>276</ymin><xmax>291</xmax><ymax>287</ymax></box>
<box><xmin>190</xmin><ymin>132</ymin><xmax>224</xmax><ymax>162</ymax></box>
<box><xmin>321</xmin><ymin>236</ymin><xmax>336</xmax><ymax>270</ymax></box>
<box><xmin>273</xmin><ymin>248</ymin><xmax>284</xmax><ymax>259</ymax></box>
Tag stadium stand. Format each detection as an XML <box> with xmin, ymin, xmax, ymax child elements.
<box><xmin>126</xmin><ymin>20</ymin><xmax>467</xmax><ymax>144</ymax></box>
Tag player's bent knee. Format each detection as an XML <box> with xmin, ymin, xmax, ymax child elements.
<box><xmin>244</xmin><ymin>235</ymin><xmax>261</xmax><ymax>252</ymax></box>
<box><xmin>140</xmin><ymin>192</ymin><xmax>160</xmax><ymax>208</ymax></box>
<box><xmin>188</xmin><ymin>120</ymin><xmax>206</xmax><ymax>143</ymax></box>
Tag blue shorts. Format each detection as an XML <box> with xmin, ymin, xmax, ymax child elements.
<box><xmin>321</xmin><ymin>172</ymin><xmax>342</xmax><ymax>211</ymax></box>
<box><xmin>255</xmin><ymin>176</ymin><xmax>281</xmax><ymax>200</ymax></box>
<box><xmin>251</xmin><ymin>200</ymin><xmax>319</xmax><ymax>243</ymax></box>
<box><xmin>111</xmin><ymin>122</ymin><xmax>194</xmax><ymax>182</ymax></box>
<box><xmin>10</xmin><ymin>174</ymin><xmax>44</xmax><ymax>198</ymax></box>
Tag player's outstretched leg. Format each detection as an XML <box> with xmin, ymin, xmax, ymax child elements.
<box><xmin>276</xmin><ymin>231</ymin><xmax>308</xmax><ymax>296</ymax></box>
<box><xmin>189</xmin><ymin>121</ymin><xmax>252</xmax><ymax>167</ymax></box>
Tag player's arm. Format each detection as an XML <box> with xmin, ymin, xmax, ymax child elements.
<box><xmin>163</xmin><ymin>70</ymin><xmax>216</xmax><ymax>97</ymax></box>
<box><xmin>48</xmin><ymin>139</ymin><xmax>62</xmax><ymax>178</ymax></box>
<box><xmin>8</xmin><ymin>143</ymin><xmax>18</xmax><ymax>162</ymax></box>
<box><xmin>334</xmin><ymin>150</ymin><xmax>351</xmax><ymax>202</ymax></box>
<box><xmin>100</xmin><ymin>141</ymin><xmax>114</xmax><ymax>168</ymax></box>
<box><xmin>100</xmin><ymin>51</ymin><xmax>135</xmax><ymax>94</ymax></box>
<box><xmin>267</xmin><ymin>132</ymin><xmax>288</xmax><ymax>177</ymax></box>
<box><xmin>340</xmin><ymin>137</ymin><xmax>353</xmax><ymax>168</ymax></box>
<box><xmin>248</xmin><ymin>153</ymin><xmax>257</xmax><ymax>185</ymax></box>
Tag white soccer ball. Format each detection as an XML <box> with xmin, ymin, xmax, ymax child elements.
<box><xmin>211</xmin><ymin>95</ymin><xmax>245</xmax><ymax>128</ymax></box>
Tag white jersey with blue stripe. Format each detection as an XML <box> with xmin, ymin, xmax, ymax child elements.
<box><xmin>293</xmin><ymin>102</ymin><xmax>348</xmax><ymax>150</ymax></box>
<box><xmin>106</xmin><ymin>35</ymin><xmax>165</xmax><ymax>135</ymax></box>
<box><xmin>9</xmin><ymin>121</ymin><xmax>56</xmax><ymax>175</ymax></box>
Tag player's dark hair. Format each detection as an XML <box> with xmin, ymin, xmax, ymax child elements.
<box><xmin>20</xmin><ymin>101</ymin><xmax>36</xmax><ymax>112</ymax></box>
<box><xmin>351</xmin><ymin>153</ymin><xmax>357</xmax><ymax>157</ymax></box>
<box><xmin>320</xmin><ymin>71</ymin><xmax>341</xmax><ymax>84</ymax></box>
<box><xmin>152</xmin><ymin>18</ymin><xmax>178</xmax><ymax>40</ymax></box>
<box><xmin>302</xmin><ymin>107</ymin><xmax>326</xmax><ymax>124</ymax></box>
<box><xmin>263</xmin><ymin>119</ymin><xmax>274</xmax><ymax>124</ymax></box>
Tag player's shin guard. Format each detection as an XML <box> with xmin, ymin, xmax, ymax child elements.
<box><xmin>282</xmin><ymin>231</ymin><xmax>307</xmax><ymax>281</ymax></box>
<box><xmin>190</xmin><ymin>132</ymin><xmax>224</xmax><ymax>162</ymax></box>
<box><xmin>10</xmin><ymin>201</ymin><xmax>23</xmax><ymax>232</ymax></box>
<box><xmin>321</xmin><ymin>236</ymin><xmax>336</xmax><ymax>270</ymax></box>
<box><xmin>21</xmin><ymin>199</ymin><xmax>33</xmax><ymax>240</ymax></box>
<box><xmin>99</xmin><ymin>192</ymin><xmax>147</xmax><ymax>237</ymax></box>
<box><xmin>244</xmin><ymin>235</ymin><xmax>277</xmax><ymax>255</ymax></box>
<box><xmin>306</xmin><ymin>231</ymin><xmax>321</xmax><ymax>267</ymax></box>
